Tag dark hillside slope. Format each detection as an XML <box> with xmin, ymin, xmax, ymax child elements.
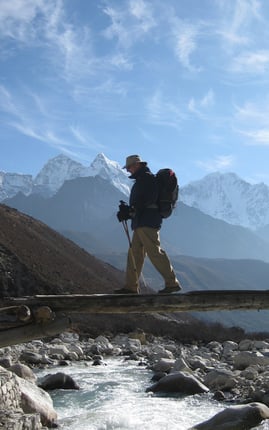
<box><xmin>0</xmin><ymin>204</ymin><xmax>124</xmax><ymax>297</ymax></box>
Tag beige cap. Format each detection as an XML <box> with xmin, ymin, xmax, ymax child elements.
<box><xmin>123</xmin><ymin>154</ymin><xmax>147</xmax><ymax>169</ymax></box>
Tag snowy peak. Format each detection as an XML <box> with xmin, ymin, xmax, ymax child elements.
<box><xmin>0</xmin><ymin>171</ymin><xmax>33</xmax><ymax>200</ymax></box>
<box><xmin>181</xmin><ymin>172</ymin><xmax>269</xmax><ymax>229</ymax></box>
<box><xmin>85</xmin><ymin>153</ymin><xmax>130</xmax><ymax>196</ymax></box>
<box><xmin>34</xmin><ymin>154</ymin><xmax>86</xmax><ymax>195</ymax></box>
<box><xmin>0</xmin><ymin>152</ymin><xmax>131</xmax><ymax>201</ymax></box>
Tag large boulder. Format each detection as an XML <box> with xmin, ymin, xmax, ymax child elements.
<box><xmin>20</xmin><ymin>350</ymin><xmax>53</xmax><ymax>365</ymax></box>
<box><xmin>38</xmin><ymin>372</ymin><xmax>80</xmax><ymax>391</ymax></box>
<box><xmin>234</xmin><ymin>352</ymin><xmax>269</xmax><ymax>370</ymax></box>
<box><xmin>238</xmin><ymin>339</ymin><xmax>253</xmax><ymax>351</ymax></box>
<box><xmin>9</xmin><ymin>363</ymin><xmax>37</xmax><ymax>383</ymax></box>
<box><xmin>17</xmin><ymin>376</ymin><xmax>57</xmax><ymax>428</ymax></box>
<box><xmin>146</xmin><ymin>371</ymin><xmax>209</xmax><ymax>395</ymax></box>
<box><xmin>203</xmin><ymin>369</ymin><xmax>237</xmax><ymax>391</ymax></box>
<box><xmin>19</xmin><ymin>351</ymin><xmax>45</xmax><ymax>365</ymax></box>
<box><xmin>189</xmin><ymin>402</ymin><xmax>269</xmax><ymax>430</ymax></box>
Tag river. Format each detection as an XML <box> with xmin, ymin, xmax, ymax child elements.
<box><xmin>37</xmin><ymin>358</ymin><xmax>269</xmax><ymax>430</ymax></box>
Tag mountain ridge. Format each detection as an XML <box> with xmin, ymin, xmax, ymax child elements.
<box><xmin>5</xmin><ymin>177</ymin><xmax>269</xmax><ymax>262</ymax></box>
<box><xmin>180</xmin><ymin>171</ymin><xmax>269</xmax><ymax>230</ymax></box>
<box><xmin>1</xmin><ymin>153</ymin><xmax>269</xmax><ymax>230</ymax></box>
<box><xmin>0</xmin><ymin>153</ymin><xmax>130</xmax><ymax>200</ymax></box>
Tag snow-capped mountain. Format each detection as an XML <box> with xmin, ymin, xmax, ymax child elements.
<box><xmin>34</xmin><ymin>154</ymin><xmax>86</xmax><ymax>196</ymax></box>
<box><xmin>180</xmin><ymin>172</ymin><xmax>269</xmax><ymax>230</ymax></box>
<box><xmin>0</xmin><ymin>153</ymin><xmax>130</xmax><ymax>201</ymax></box>
<box><xmin>2</xmin><ymin>154</ymin><xmax>269</xmax><ymax>231</ymax></box>
<box><xmin>86</xmin><ymin>153</ymin><xmax>130</xmax><ymax>196</ymax></box>
<box><xmin>0</xmin><ymin>171</ymin><xmax>33</xmax><ymax>200</ymax></box>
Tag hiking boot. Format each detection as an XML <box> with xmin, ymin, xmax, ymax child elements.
<box><xmin>158</xmin><ymin>284</ymin><xmax>182</xmax><ymax>294</ymax></box>
<box><xmin>114</xmin><ymin>288</ymin><xmax>138</xmax><ymax>294</ymax></box>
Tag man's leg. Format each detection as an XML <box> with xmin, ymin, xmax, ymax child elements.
<box><xmin>125</xmin><ymin>229</ymin><xmax>146</xmax><ymax>292</ymax></box>
<box><xmin>136</xmin><ymin>227</ymin><xmax>180</xmax><ymax>290</ymax></box>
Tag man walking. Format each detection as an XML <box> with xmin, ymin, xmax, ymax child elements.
<box><xmin>115</xmin><ymin>155</ymin><xmax>182</xmax><ymax>294</ymax></box>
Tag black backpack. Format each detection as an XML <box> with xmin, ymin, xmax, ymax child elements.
<box><xmin>156</xmin><ymin>168</ymin><xmax>179</xmax><ymax>218</ymax></box>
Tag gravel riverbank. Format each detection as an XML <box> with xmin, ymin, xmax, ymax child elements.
<box><xmin>2</xmin><ymin>331</ymin><xmax>269</xmax><ymax>429</ymax></box>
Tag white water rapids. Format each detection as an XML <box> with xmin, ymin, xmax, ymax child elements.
<box><xmin>37</xmin><ymin>359</ymin><xmax>269</xmax><ymax>430</ymax></box>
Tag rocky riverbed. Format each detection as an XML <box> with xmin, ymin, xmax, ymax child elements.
<box><xmin>2</xmin><ymin>331</ymin><xmax>269</xmax><ymax>429</ymax></box>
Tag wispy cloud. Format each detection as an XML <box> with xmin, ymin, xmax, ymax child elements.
<box><xmin>102</xmin><ymin>0</ymin><xmax>156</xmax><ymax>48</ymax></box>
<box><xmin>169</xmin><ymin>18</ymin><xmax>201</xmax><ymax>72</ymax></box>
<box><xmin>230</xmin><ymin>50</ymin><xmax>269</xmax><ymax>74</ymax></box>
<box><xmin>196</xmin><ymin>155</ymin><xmax>235</xmax><ymax>172</ymax></box>
<box><xmin>0</xmin><ymin>0</ymin><xmax>94</xmax><ymax>82</ymax></box>
<box><xmin>234</xmin><ymin>98</ymin><xmax>269</xmax><ymax>145</ymax></box>
<box><xmin>70</xmin><ymin>126</ymin><xmax>105</xmax><ymax>150</ymax></box>
<box><xmin>217</xmin><ymin>0</ymin><xmax>263</xmax><ymax>47</ymax></box>
<box><xmin>146</xmin><ymin>89</ymin><xmax>186</xmax><ymax>128</ymax></box>
<box><xmin>188</xmin><ymin>89</ymin><xmax>215</xmax><ymax>117</ymax></box>
<box><xmin>0</xmin><ymin>84</ymin><xmax>105</xmax><ymax>157</ymax></box>
<box><xmin>0</xmin><ymin>85</ymin><xmax>19</xmax><ymax>115</ymax></box>
<box><xmin>0</xmin><ymin>0</ymin><xmax>42</xmax><ymax>42</ymax></box>
<box><xmin>239</xmin><ymin>129</ymin><xmax>269</xmax><ymax>146</ymax></box>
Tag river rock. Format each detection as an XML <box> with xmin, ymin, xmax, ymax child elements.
<box><xmin>234</xmin><ymin>351</ymin><xmax>269</xmax><ymax>370</ymax></box>
<box><xmin>20</xmin><ymin>351</ymin><xmax>45</xmax><ymax>365</ymax></box>
<box><xmin>171</xmin><ymin>357</ymin><xmax>192</xmax><ymax>373</ymax></box>
<box><xmin>0</xmin><ymin>410</ymin><xmax>43</xmax><ymax>429</ymax></box>
<box><xmin>68</xmin><ymin>343</ymin><xmax>84</xmax><ymax>358</ymax></box>
<box><xmin>0</xmin><ymin>357</ymin><xmax>13</xmax><ymax>368</ymax></box>
<box><xmin>253</xmin><ymin>340</ymin><xmax>269</xmax><ymax>350</ymax></box>
<box><xmin>239</xmin><ymin>339</ymin><xmax>253</xmax><ymax>351</ymax></box>
<box><xmin>241</xmin><ymin>366</ymin><xmax>259</xmax><ymax>381</ymax></box>
<box><xmin>146</xmin><ymin>371</ymin><xmax>209</xmax><ymax>395</ymax></box>
<box><xmin>189</xmin><ymin>402</ymin><xmax>269</xmax><ymax>430</ymax></box>
<box><xmin>60</xmin><ymin>332</ymin><xmax>80</xmax><ymax>343</ymax></box>
<box><xmin>17</xmin><ymin>376</ymin><xmax>57</xmax><ymax>427</ymax></box>
<box><xmin>152</xmin><ymin>358</ymin><xmax>175</xmax><ymax>373</ymax></box>
<box><xmin>94</xmin><ymin>336</ymin><xmax>114</xmax><ymax>355</ymax></box>
<box><xmin>38</xmin><ymin>372</ymin><xmax>80</xmax><ymax>390</ymax></box>
<box><xmin>128</xmin><ymin>329</ymin><xmax>147</xmax><ymax>345</ymax></box>
<box><xmin>151</xmin><ymin>372</ymin><xmax>167</xmax><ymax>382</ymax></box>
<box><xmin>148</xmin><ymin>345</ymin><xmax>174</xmax><ymax>362</ymax></box>
<box><xmin>9</xmin><ymin>363</ymin><xmax>37</xmax><ymax>383</ymax></box>
<box><xmin>203</xmin><ymin>369</ymin><xmax>237</xmax><ymax>391</ymax></box>
<box><xmin>113</xmin><ymin>334</ymin><xmax>141</xmax><ymax>353</ymax></box>
<box><xmin>188</xmin><ymin>356</ymin><xmax>212</xmax><ymax>371</ymax></box>
<box><xmin>222</xmin><ymin>341</ymin><xmax>238</xmax><ymax>355</ymax></box>
<box><xmin>207</xmin><ymin>341</ymin><xmax>223</xmax><ymax>355</ymax></box>
<box><xmin>48</xmin><ymin>344</ymin><xmax>70</xmax><ymax>359</ymax></box>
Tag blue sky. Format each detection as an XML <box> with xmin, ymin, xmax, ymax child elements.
<box><xmin>1</xmin><ymin>0</ymin><xmax>269</xmax><ymax>185</ymax></box>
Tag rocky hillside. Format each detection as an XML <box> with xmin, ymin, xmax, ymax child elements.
<box><xmin>0</xmin><ymin>204</ymin><xmax>124</xmax><ymax>298</ymax></box>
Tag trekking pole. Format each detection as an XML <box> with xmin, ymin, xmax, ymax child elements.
<box><xmin>121</xmin><ymin>220</ymin><xmax>147</xmax><ymax>293</ymax></box>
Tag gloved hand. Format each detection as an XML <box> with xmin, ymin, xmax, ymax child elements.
<box><xmin>117</xmin><ymin>201</ymin><xmax>131</xmax><ymax>222</ymax></box>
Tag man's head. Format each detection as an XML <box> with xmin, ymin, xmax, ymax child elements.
<box><xmin>123</xmin><ymin>155</ymin><xmax>147</xmax><ymax>174</ymax></box>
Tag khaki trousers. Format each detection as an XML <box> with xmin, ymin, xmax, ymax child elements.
<box><xmin>125</xmin><ymin>227</ymin><xmax>178</xmax><ymax>292</ymax></box>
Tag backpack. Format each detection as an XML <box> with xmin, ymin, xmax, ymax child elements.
<box><xmin>156</xmin><ymin>168</ymin><xmax>179</xmax><ymax>218</ymax></box>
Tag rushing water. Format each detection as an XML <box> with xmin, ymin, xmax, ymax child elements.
<box><xmin>37</xmin><ymin>358</ymin><xmax>269</xmax><ymax>430</ymax></box>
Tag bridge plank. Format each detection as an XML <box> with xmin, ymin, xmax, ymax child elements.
<box><xmin>0</xmin><ymin>290</ymin><xmax>268</xmax><ymax>314</ymax></box>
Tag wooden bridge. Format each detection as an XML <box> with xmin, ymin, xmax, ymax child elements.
<box><xmin>0</xmin><ymin>290</ymin><xmax>269</xmax><ymax>348</ymax></box>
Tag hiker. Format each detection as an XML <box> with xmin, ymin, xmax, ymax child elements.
<box><xmin>115</xmin><ymin>155</ymin><xmax>182</xmax><ymax>294</ymax></box>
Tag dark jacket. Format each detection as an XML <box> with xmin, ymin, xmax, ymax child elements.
<box><xmin>129</xmin><ymin>165</ymin><xmax>162</xmax><ymax>230</ymax></box>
